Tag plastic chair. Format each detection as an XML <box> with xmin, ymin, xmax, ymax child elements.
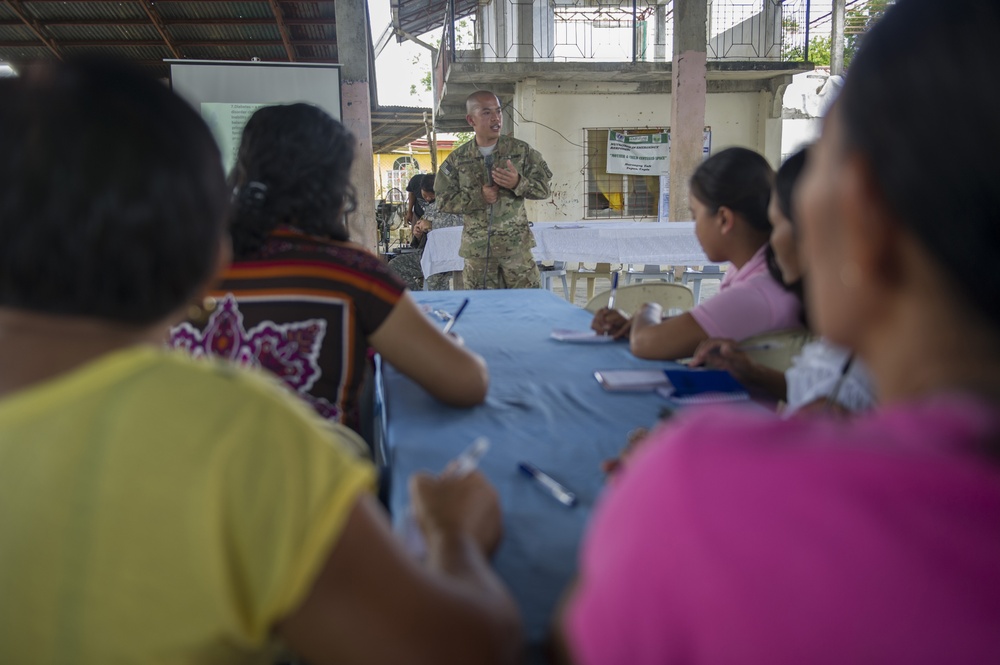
<box><xmin>568</xmin><ymin>262</ymin><xmax>617</xmax><ymax>302</ymax></box>
<box><xmin>624</xmin><ymin>264</ymin><xmax>674</xmax><ymax>285</ymax></box>
<box><xmin>584</xmin><ymin>282</ymin><xmax>695</xmax><ymax>314</ymax></box>
<box><xmin>681</xmin><ymin>265</ymin><xmax>724</xmax><ymax>303</ymax></box>
<box><xmin>537</xmin><ymin>261</ymin><xmax>570</xmax><ymax>300</ymax></box>
<box><xmin>739</xmin><ymin>328</ymin><xmax>813</xmax><ymax>373</ymax></box>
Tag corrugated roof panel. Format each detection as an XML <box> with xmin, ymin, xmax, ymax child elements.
<box><xmin>289</xmin><ymin>23</ymin><xmax>337</xmax><ymax>41</ymax></box>
<box><xmin>168</xmin><ymin>23</ymin><xmax>281</xmax><ymax>41</ymax></box>
<box><xmin>282</xmin><ymin>2</ymin><xmax>337</xmax><ymax>20</ymax></box>
<box><xmin>393</xmin><ymin>0</ymin><xmax>479</xmax><ymax>38</ymax></box>
<box><xmin>294</xmin><ymin>43</ymin><xmax>337</xmax><ymax>59</ymax></box>
<box><xmin>0</xmin><ymin>25</ymin><xmax>34</xmax><ymax>41</ymax></box>
<box><xmin>0</xmin><ymin>45</ymin><xmax>54</xmax><ymax>62</ymax></box>
<box><xmin>25</xmin><ymin>2</ymin><xmax>146</xmax><ymax>21</ymax></box>
<box><xmin>181</xmin><ymin>44</ymin><xmax>288</xmax><ymax>60</ymax></box>
<box><xmin>61</xmin><ymin>44</ymin><xmax>174</xmax><ymax>60</ymax></box>
<box><xmin>46</xmin><ymin>24</ymin><xmax>162</xmax><ymax>41</ymax></box>
<box><xmin>0</xmin><ymin>5</ymin><xmax>17</xmax><ymax>21</ymax></box>
<box><xmin>154</xmin><ymin>2</ymin><xmax>273</xmax><ymax>21</ymax></box>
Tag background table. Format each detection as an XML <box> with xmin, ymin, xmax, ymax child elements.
<box><xmin>376</xmin><ymin>289</ymin><xmax>680</xmax><ymax>658</ymax></box>
<box><xmin>421</xmin><ymin>221</ymin><xmax>715</xmax><ymax>277</ymax></box>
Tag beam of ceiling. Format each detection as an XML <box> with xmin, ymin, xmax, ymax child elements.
<box><xmin>136</xmin><ymin>0</ymin><xmax>181</xmax><ymax>59</ymax></box>
<box><xmin>0</xmin><ymin>18</ymin><xmax>336</xmax><ymax>27</ymax></box>
<box><xmin>265</xmin><ymin>0</ymin><xmax>296</xmax><ymax>61</ymax></box>
<box><xmin>3</xmin><ymin>0</ymin><xmax>61</xmax><ymax>59</ymax></box>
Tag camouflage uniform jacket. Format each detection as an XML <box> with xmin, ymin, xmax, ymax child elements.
<box><xmin>435</xmin><ymin>135</ymin><xmax>552</xmax><ymax>258</ymax></box>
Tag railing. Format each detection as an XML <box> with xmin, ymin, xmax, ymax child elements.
<box><xmin>432</xmin><ymin>0</ymin><xmax>817</xmax><ymax>67</ymax></box>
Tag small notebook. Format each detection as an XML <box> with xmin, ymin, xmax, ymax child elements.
<box><xmin>551</xmin><ymin>329</ymin><xmax>615</xmax><ymax>344</ymax></box>
<box><xmin>658</xmin><ymin>368</ymin><xmax>749</xmax><ymax>404</ymax></box>
<box><xmin>594</xmin><ymin>369</ymin><xmax>671</xmax><ymax>392</ymax></box>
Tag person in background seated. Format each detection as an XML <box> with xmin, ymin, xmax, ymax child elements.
<box><xmin>591</xmin><ymin>147</ymin><xmax>802</xmax><ymax>360</ymax></box>
<box><xmin>562</xmin><ymin>1</ymin><xmax>1000</xmax><ymax>662</ymax></box>
<box><xmin>690</xmin><ymin>148</ymin><xmax>876</xmax><ymax>416</ymax></box>
<box><xmin>170</xmin><ymin>105</ymin><xmax>488</xmax><ymax>437</ymax></box>
<box><xmin>0</xmin><ymin>59</ymin><xmax>520</xmax><ymax>664</ymax></box>
<box><xmin>388</xmin><ymin>173</ymin><xmax>456</xmax><ymax>291</ymax></box>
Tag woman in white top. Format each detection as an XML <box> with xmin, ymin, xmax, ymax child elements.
<box><xmin>690</xmin><ymin>149</ymin><xmax>876</xmax><ymax>415</ymax></box>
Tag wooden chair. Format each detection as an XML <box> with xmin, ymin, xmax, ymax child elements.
<box><xmin>584</xmin><ymin>282</ymin><xmax>695</xmax><ymax>314</ymax></box>
<box><xmin>567</xmin><ymin>262</ymin><xmax>617</xmax><ymax>302</ymax></box>
<box><xmin>739</xmin><ymin>328</ymin><xmax>813</xmax><ymax>373</ymax></box>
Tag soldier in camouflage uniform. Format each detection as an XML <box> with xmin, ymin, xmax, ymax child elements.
<box><xmin>434</xmin><ymin>90</ymin><xmax>553</xmax><ymax>289</ymax></box>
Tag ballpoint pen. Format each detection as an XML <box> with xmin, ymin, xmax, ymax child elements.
<box><xmin>518</xmin><ymin>461</ymin><xmax>577</xmax><ymax>507</ymax></box>
<box><xmin>402</xmin><ymin>437</ymin><xmax>491</xmax><ymax>557</ymax></box>
<box><xmin>442</xmin><ymin>298</ymin><xmax>469</xmax><ymax>335</ymax></box>
<box><xmin>606</xmin><ymin>271</ymin><xmax>620</xmax><ymax>310</ymax></box>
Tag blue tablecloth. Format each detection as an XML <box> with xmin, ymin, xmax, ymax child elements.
<box><xmin>378</xmin><ymin>289</ymin><xmax>678</xmax><ymax>650</ymax></box>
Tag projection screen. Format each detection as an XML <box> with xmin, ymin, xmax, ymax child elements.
<box><xmin>169</xmin><ymin>60</ymin><xmax>342</xmax><ymax>174</ymax></box>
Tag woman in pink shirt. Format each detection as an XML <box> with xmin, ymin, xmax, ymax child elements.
<box><xmin>591</xmin><ymin>147</ymin><xmax>802</xmax><ymax>359</ymax></box>
<box><xmin>563</xmin><ymin>1</ymin><xmax>1000</xmax><ymax>663</ymax></box>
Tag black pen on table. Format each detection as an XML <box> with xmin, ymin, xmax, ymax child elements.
<box><xmin>441</xmin><ymin>297</ymin><xmax>469</xmax><ymax>335</ymax></box>
<box><xmin>518</xmin><ymin>461</ymin><xmax>577</xmax><ymax>507</ymax></box>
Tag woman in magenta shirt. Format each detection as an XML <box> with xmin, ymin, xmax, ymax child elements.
<box><xmin>591</xmin><ymin>147</ymin><xmax>802</xmax><ymax>360</ymax></box>
<box><xmin>564</xmin><ymin>0</ymin><xmax>1000</xmax><ymax>662</ymax></box>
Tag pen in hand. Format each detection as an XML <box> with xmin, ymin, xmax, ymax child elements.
<box><xmin>442</xmin><ymin>297</ymin><xmax>469</xmax><ymax>335</ymax></box>
<box><xmin>606</xmin><ymin>271</ymin><xmax>620</xmax><ymax>311</ymax></box>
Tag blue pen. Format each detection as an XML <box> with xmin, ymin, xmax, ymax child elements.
<box><xmin>606</xmin><ymin>271</ymin><xmax>620</xmax><ymax>310</ymax></box>
<box><xmin>518</xmin><ymin>461</ymin><xmax>577</xmax><ymax>507</ymax></box>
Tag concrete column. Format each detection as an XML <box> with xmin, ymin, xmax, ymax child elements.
<box><xmin>335</xmin><ymin>0</ymin><xmax>377</xmax><ymax>251</ymax></box>
<box><xmin>515</xmin><ymin>79</ymin><xmax>541</xmax><ymax>222</ymax></box>
<box><xmin>830</xmin><ymin>0</ymin><xmax>846</xmax><ymax>76</ymax></box>
<box><xmin>668</xmin><ymin>0</ymin><xmax>708</xmax><ymax>222</ymax></box>
<box><xmin>654</xmin><ymin>4</ymin><xmax>667</xmax><ymax>62</ymax></box>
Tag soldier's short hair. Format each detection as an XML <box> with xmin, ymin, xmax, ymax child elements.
<box><xmin>466</xmin><ymin>90</ymin><xmax>500</xmax><ymax>115</ymax></box>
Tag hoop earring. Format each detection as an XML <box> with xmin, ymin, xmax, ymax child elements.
<box><xmin>840</xmin><ymin>263</ymin><xmax>862</xmax><ymax>288</ymax></box>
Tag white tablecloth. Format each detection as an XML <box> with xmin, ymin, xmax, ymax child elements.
<box><xmin>421</xmin><ymin>221</ymin><xmax>714</xmax><ymax>277</ymax></box>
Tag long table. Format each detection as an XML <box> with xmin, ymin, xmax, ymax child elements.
<box><xmin>421</xmin><ymin>221</ymin><xmax>715</xmax><ymax>277</ymax></box>
<box><xmin>376</xmin><ymin>289</ymin><xmax>680</xmax><ymax>657</ymax></box>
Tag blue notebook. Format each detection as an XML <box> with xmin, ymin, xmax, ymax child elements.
<box><xmin>658</xmin><ymin>368</ymin><xmax>749</xmax><ymax>404</ymax></box>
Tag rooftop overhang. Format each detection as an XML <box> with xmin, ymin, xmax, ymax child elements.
<box><xmin>390</xmin><ymin>0</ymin><xmax>478</xmax><ymax>41</ymax></box>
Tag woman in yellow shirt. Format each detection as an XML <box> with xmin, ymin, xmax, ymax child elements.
<box><xmin>0</xmin><ymin>60</ymin><xmax>519</xmax><ymax>664</ymax></box>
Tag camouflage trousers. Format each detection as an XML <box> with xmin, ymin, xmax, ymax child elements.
<box><xmin>463</xmin><ymin>250</ymin><xmax>541</xmax><ymax>290</ymax></box>
<box><xmin>388</xmin><ymin>251</ymin><xmax>450</xmax><ymax>291</ymax></box>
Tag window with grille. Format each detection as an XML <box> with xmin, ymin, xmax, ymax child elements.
<box><xmin>388</xmin><ymin>156</ymin><xmax>419</xmax><ymax>193</ymax></box>
<box><xmin>584</xmin><ymin>128</ymin><xmax>662</xmax><ymax>219</ymax></box>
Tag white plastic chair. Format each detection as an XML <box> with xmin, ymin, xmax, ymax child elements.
<box><xmin>624</xmin><ymin>264</ymin><xmax>674</xmax><ymax>285</ymax></box>
<box><xmin>681</xmin><ymin>265</ymin><xmax>724</xmax><ymax>303</ymax></box>
<box><xmin>538</xmin><ymin>261</ymin><xmax>570</xmax><ymax>300</ymax></box>
<box><xmin>739</xmin><ymin>328</ymin><xmax>813</xmax><ymax>373</ymax></box>
<box><xmin>584</xmin><ymin>282</ymin><xmax>695</xmax><ymax>314</ymax></box>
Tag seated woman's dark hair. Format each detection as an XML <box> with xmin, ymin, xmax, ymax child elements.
<box><xmin>690</xmin><ymin>146</ymin><xmax>784</xmax><ymax>286</ymax></box>
<box><xmin>0</xmin><ymin>58</ymin><xmax>229</xmax><ymax>325</ymax></box>
<box><xmin>839</xmin><ymin>0</ymin><xmax>1000</xmax><ymax>329</ymax></box>
<box><xmin>774</xmin><ymin>148</ymin><xmax>809</xmax><ymax>323</ymax></box>
<box><xmin>230</xmin><ymin>103</ymin><xmax>357</xmax><ymax>257</ymax></box>
<box><xmin>689</xmin><ymin>147</ymin><xmax>774</xmax><ymax>234</ymax></box>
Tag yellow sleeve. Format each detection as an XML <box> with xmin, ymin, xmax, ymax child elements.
<box><xmin>218</xmin><ymin>384</ymin><xmax>376</xmax><ymax>642</ymax></box>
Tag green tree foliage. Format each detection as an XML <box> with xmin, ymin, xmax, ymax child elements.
<box><xmin>782</xmin><ymin>0</ymin><xmax>892</xmax><ymax>69</ymax></box>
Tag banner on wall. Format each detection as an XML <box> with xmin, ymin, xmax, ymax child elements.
<box><xmin>606</xmin><ymin>131</ymin><xmax>670</xmax><ymax>175</ymax></box>
<box><xmin>658</xmin><ymin>129</ymin><xmax>713</xmax><ymax>222</ymax></box>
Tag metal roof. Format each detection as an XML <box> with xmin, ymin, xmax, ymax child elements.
<box><xmin>0</xmin><ymin>1</ymin><xmax>341</xmax><ymax>79</ymax></box>
<box><xmin>0</xmin><ymin>1</ymin><xmax>432</xmax><ymax>154</ymax></box>
<box><xmin>390</xmin><ymin>0</ymin><xmax>478</xmax><ymax>40</ymax></box>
